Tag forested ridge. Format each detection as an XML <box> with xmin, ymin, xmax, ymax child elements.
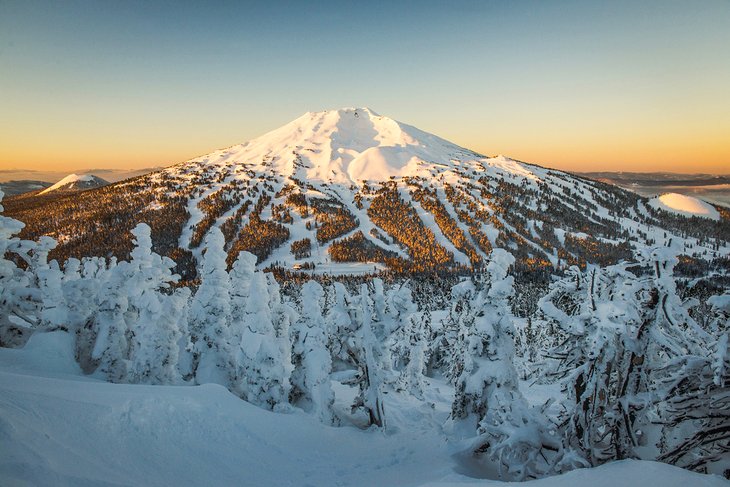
<box><xmin>5</xmin><ymin>157</ymin><xmax>728</xmax><ymax>284</ymax></box>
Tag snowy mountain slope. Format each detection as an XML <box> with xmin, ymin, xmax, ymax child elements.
<box><xmin>39</xmin><ymin>173</ymin><xmax>108</xmax><ymax>194</ymax></box>
<box><xmin>1</xmin><ymin>332</ymin><xmax>727</xmax><ymax>487</ymax></box>
<box><xmin>5</xmin><ymin>108</ymin><xmax>729</xmax><ymax>277</ymax></box>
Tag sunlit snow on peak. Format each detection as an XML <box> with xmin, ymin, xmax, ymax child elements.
<box><xmin>177</xmin><ymin>108</ymin><xmax>546</xmax><ymax>186</ymax></box>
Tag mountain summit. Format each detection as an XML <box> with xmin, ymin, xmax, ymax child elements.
<box><xmin>181</xmin><ymin>107</ymin><xmax>482</xmax><ymax>185</ymax></box>
<box><xmin>5</xmin><ymin>108</ymin><xmax>727</xmax><ymax>278</ymax></box>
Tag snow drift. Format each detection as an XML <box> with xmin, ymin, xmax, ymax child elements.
<box><xmin>1</xmin><ymin>331</ymin><xmax>727</xmax><ymax>487</ymax></box>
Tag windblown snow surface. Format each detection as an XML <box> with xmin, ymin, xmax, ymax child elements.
<box><xmin>648</xmin><ymin>193</ymin><xmax>720</xmax><ymax>220</ymax></box>
<box><xmin>1</xmin><ymin>332</ymin><xmax>727</xmax><ymax>487</ymax></box>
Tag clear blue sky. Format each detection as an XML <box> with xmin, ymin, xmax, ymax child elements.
<box><xmin>1</xmin><ymin>0</ymin><xmax>729</xmax><ymax>172</ymax></box>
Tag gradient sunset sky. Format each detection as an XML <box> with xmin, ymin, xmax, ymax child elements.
<box><xmin>1</xmin><ymin>0</ymin><xmax>729</xmax><ymax>174</ymax></box>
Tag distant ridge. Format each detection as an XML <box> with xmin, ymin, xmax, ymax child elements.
<box><xmin>0</xmin><ymin>180</ymin><xmax>52</xmax><ymax>197</ymax></box>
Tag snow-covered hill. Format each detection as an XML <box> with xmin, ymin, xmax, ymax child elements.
<box><xmin>1</xmin><ymin>331</ymin><xmax>726</xmax><ymax>487</ymax></box>
<box><xmin>39</xmin><ymin>173</ymin><xmax>108</xmax><ymax>194</ymax></box>
<box><xmin>648</xmin><ymin>193</ymin><xmax>721</xmax><ymax>220</ymax></box>
<box><xmin>4</xmin><ymin>108</ymin><xmax>728</xmax><ymax>276</ymax></box>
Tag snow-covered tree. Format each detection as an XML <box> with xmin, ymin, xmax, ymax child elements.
<box><xmin>229</xmin><ymin>251</ymin><xmax>257</xmax><ymax>347</ymax></box>
<box><xmin>61</xmin><ymin>257</ymin><xmax>111</xmax><ymax>371</ymax></box>
<box><xmin>545</xmin><ymin>263</ymin><xmax>651</xmax><ymax>464</ymax></box>
<box><xmin>34</xmin><ymin>237</ymin><xmax>68</xmax><ymax>331</ymax></box>
<box><xmin>706</xmin><ymin>293</ymin><xmax>730</xmax><ymax>337</ymax></box>
<box><xmin>387</xmin><ymin>280</ymin><xmax>419</xmax><ymax>328</ymax></box>
<box><xmin>546</xmin><ymin>248</ymin><xmax>719</xmax><ymax>470</ymax></box>
<box><xmin>240</xmin><ymin>269</ymin><xmax>290</xmax><ymax>410</ymax></box>
<box><xmin>649</xmin><ymin>255</ymin><xmax>729</xmax><ymax>475</ymax></box>
<box><xmin>267</xmin><ymin>272</ymin><xmax>295</xmax><ymax>397</ymax></box>
<box><xmin>352</xmin><ymin>283</ymin><xmax>386</xmax><ymax>428</ymax></box>
<box><xmin>371</xmin><ymin>278</ymin><xmax>389</xmax><ymax>334</ymax></box>
<box><xmin>291</xmin><ymin>280</ymin><xmax>337</xmax><ymax>424</ymax></box>
<box><xmin>452</xmin><ymin>249</ymin><xmax>564</xmax><ymax>480</ymax></box>
<box><xmin>383</xmin><ymin>281</ymin><xmax>418</xmax><ymax>380</ymax></box>
<box><xmin>0</xmin><ymin>189</ymin><xmax>37</xmax><ymax>345</ymax></box>
<box><xmin>91</xmin><ymin>261</ymin><xmax>131</xmax><ymax>382</ymax></box>
<box><xmin>125</xmin><ymin>224</ymin><xmax>186</xmax><ymax>384</ymax></box>
<box><xmin>187</xmin><ymin>227</ymin><xmax>235</xmax><ymax>387</ymax></box>
<box><xmin>656</xmin><ymin>336</ymin><xmax>729</xmax><ymax>475</ymax></box>
<box><xmin>326</xmin><ymin>282</ymin><xmax>357</xmax><ymax>367</ymax></box>
<box><xmin>395</xmin><ymin>313</ymin><xmax>429</xmax><ymax>399</ymax></box>
<box><xmin>444</xmin><ymin>281</ymin><xmax>475</xmax><ymax>385</ymax></box>
<box><xmin>429</xmin><ymin>282</ymin><xmax>470</xmax><ymax>381</ymax></box>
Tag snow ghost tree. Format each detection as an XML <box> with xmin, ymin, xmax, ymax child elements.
<box><xmin>126</xmin><ymin>223</ymin><xmax>186</xmax><ymax>385</ymax></box>
<box><xmin>444</xmin><ymin>280</ymin><xmax>475</xmax><ymax>385</ymax></box>
<box><xmin>395</xmin><ymin>313</ymin><xmax>429</xmax><ymax>399</ymax></box>
<box><xmin>35</xmin><ymin>237</ymin><xmax>68</xmax><ymax>331</ymax></box>
<box><xmin>544</xmin><ymin>263</ymin><xmax>652</xmax><ymax>464</ymax></box>
<box><xmin>91</xmin><ymin>261</ymin><xmax>131</xmax><ymax>382</ymax></box>
<box><xmin>546</xmin><ymin>248</ymin><xmax>721</xmax><ymax>473</ymax></box>
<box><xmin>0</xmin><ymin>189</ymin><xmax>37</xmax><ymax>346</ymax></box>
<box><xmin>452</xmin><ymin>249</ymin><xmax>565</xmax><ymax>480</ymax></box>
<box><xmin>291</xmin><ymin>280</ymin><xmax>337</xmax><ymax>424</ymax></box>
<box><xmin>325</xmin><ymin>282</ymin><xmax>357</xmax><ymax>367</ymax></box>
<box><xmin>229</xmin><ymin>251</ymin><xmax>257</xmax><ymax>351</ymax></box>
<box><xmin>352</xmin><ymin>283</ymin><xmax>386</xmax><ymax>428</ymax></box>
<box><xmin>266</xmin><ymin>272</ymin><xmax>295</xmax><ymax>397</ymax></box>
<box><xmin>384</xmin><ymin>281</ymin><xmax>418</xmax><ymax>380</ymax></box>
<box><xmin>187</xmin><ymin>227</ymin><xmax>235</xmax><ymax>388</ymax></box>
<box><xmin>646</xmin><ymin>252</ymin><xmax>728</xmax><ymax>476</ymax></box>
<box><xmin>240</xmin><ymin>269</ymin><xmax>290</xmax><ymax>410</ymax></box>
<box><xmin>63</xmin><ymin>257</ymin><xmax>113</xmax><ymax>371</ymax></box>
<box><xmin>424</xmin><ymin>278</ymin><xmax>470</xmax><ymax>383</ymax></box>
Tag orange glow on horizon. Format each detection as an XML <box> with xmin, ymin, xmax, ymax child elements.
<box><xmin>1</xmin><ymin>124</ymin><xmax>728</xmax><ymax>175</ymax></box>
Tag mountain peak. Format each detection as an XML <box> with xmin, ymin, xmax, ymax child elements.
<box><xmin>192</xmin><ymin>108</ymin><xmax>468</xmax><ymax>185</ymax></box>
<box><xmin>309</xmin><ymin>107</ymin><xmax>381</xmax><ymax>118</ymax></box>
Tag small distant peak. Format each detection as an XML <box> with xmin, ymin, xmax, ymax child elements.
<box><xmin>39</xmin><ymin>173</ymin><xmax>107</xmax><ymax>195</ymax></box>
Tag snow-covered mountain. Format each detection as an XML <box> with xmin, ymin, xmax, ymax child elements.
<box><xmin>4</xmin><ymin>108</ymin><xmax>728</xmax><ymax>277</ymax></box>
<box><xmin>39</xmin><ymin>173</ymin><xmax>108</xmax><ymax>194</ymax></box>
<box><xmin>194</xmin><ymin>107</ymin><xmax>476</xmax><ymax>184</ymax></box>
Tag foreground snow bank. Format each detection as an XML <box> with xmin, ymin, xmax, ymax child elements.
<box><xmin>426</xmin><ymin>460</ymin><xmax>728</xmax><ymax>487</ymax></box>
<box><xmin>1</xmin><ymin>332</ymin><xmax>727</xmax><ymax>487</ymax></box>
